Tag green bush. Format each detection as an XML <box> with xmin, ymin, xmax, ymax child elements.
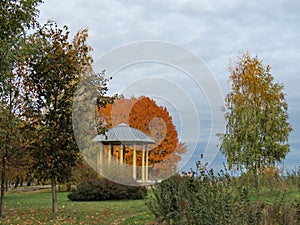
<box><xmin>147</xmin><ymin>165</ymin><xmax>251</xmax><ymax>224</ymax></box>
<box><xmin>67</xmin><ymin>178</ymin><xmax>147</xmax><ymax>201</ymax></box>
<box><xmin>146</xmin><ymin>161</ymin><xmax>300</xmax><ymax>225</ymax></box>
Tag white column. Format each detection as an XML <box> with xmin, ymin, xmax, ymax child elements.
<box><xmin>142</xmin><ymin>145</ymin><xmax>145</xmax><ymax>182</ymax></box>
<box><xmin>133</xmin><ymin>144</ymin><xmax>136</xmax><ymax>180</ymax></box>
<box><xmin>99</xmin><ymin>143</ymin><xmax>104</xmax><ymax>174</ymax></box>
<box><xmin>108</xmin><ymin>143</ymin><xmax>112</xmax><ymax>165</ymax></box>
<box><xmin>145</xmin><ymin>145</ymin><xmax>149</xmax><ymax>182</ymax></box>
<box><xmin>120</xmin><ymin>144</ymin><xmax>124</xmax><ymax>164</ymax></box>
<box><xmin>97</xmin><ymin>148</ymin><xmax>100</xmax><ymax>173</ymax></box>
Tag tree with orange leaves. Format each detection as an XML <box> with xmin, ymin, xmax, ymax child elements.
<box><xmin>98</xmin><ymin>96</ymin><xmax>186</xmax><ymax>178</ymax></box>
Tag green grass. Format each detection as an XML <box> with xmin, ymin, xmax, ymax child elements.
<box><xmin>250</xmin><ymin>188</ymin><xmax>300</xmax><ymax>204</ymax></box>
<box><xmin>1</xmin><ymin>179</ymin><xmax>299</xmax><ymax>224</ymax></box>
<box><xmin>1</xmin><ymin>190</ymin><xmax>155</xmax><ymax>225</ymax></box>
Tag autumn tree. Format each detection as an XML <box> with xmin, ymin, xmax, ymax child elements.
<box><xmin>219</xmin><ymin>53</ymin><xmax>292</xmax><ymax>173</ymax></box>
<box><xmin>3</xmin><ymin>119</ymin><xmax>35</xmax><ymax>188</ymax></box>
<box><xmin>0</xmin><ymin>0</ymin><xmax>42</xmax><ymax>216</ymax></box>
<box><xmin>20</xmin><ymin>22</ymin><xmax>94</xmax><ymax>212</ymax></box>
<box><xmin>99</xmin><ymin>96</ymin><xmax>186</xmax><ymax>178</ymax></box>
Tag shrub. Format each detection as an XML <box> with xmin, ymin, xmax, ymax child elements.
<box><xmin>146</xmin><ymin>161</ymin><xmax>300</xmax><ymax>225</ymax></box>
<box><xmin>67</xmin><ymin>178</ymin><xmax>147</xmax><ymax>201</ymax></box>
<box><xmin>147</xmin><ymin>164</ymin><xmax>251</xmax><ymax>225</ymax></box>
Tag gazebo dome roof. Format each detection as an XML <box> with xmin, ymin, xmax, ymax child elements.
<box><xmin>93</xmin><ymin>123</ymin><xmax>155</xmax><ymax>145</ymax></box>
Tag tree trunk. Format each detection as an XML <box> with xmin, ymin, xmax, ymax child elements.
<box><xmin>51</xmin><ymin>175</ymin><xmax>58</xmax><ymax>213</ymax></box>
<box><xmin>66</xmin><ymin>183</ymin><xmax>71</xmax><ymax>192</ymax></box>
<box><xmin>14</xmin><ymin>177</ymin><xmax>20</xmax><ymax>189</ymax></box>
<box><xmin>0</xmin><ymin>154</ymin><xmax>7</xmax><ymax>217</ymax></box>
<box><xmin>5</xmin><ymin>180</ymin><xmax>8</xmax><ymax>192</ymax></box>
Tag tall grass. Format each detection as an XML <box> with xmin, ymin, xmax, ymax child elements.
<box><xmin>147</xmin><ymin>161</ymin><xmax>300</xmax><ymax>225</ymax></box>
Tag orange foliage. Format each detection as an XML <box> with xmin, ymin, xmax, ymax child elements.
<box><xmin>260</xmin><ymin>166</ymin><xmax>280</xmax><ymax>177</ymax></box>
<box><xmin>98</xmin><ymin>96</ymin><xmax>186</xmax><ymax>175</ymax></box>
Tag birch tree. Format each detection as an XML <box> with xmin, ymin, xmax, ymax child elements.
<box><xmin>219</xmin><ymin>53</ymin><xmax>292</xmax><ymax>172</ymax></box>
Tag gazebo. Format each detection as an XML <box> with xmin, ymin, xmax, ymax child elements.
<box><xmin>93</xmin><ymin>123</ymin><xmax>155</xmax><ymax>182</ymax></box>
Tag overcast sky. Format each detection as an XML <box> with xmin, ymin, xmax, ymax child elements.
<box><xmin>38</xmin><ymin>0</ymin><xmax>300</xmax><ymax>172</ymax></box>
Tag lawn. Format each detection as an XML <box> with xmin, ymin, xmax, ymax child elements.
<box><xmin>1</xmin><ymin>190</ymin><xmax>155</xmax><ymax>225</ymax></box>
<box><xmin>1</xmin><ymin>182</ymin><xmax>299</xmax><ymax>224</ymax></box>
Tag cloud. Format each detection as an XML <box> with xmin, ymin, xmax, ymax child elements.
<box><xmin>37</xmin><ymin>0</ymin><xmax>300</xmax><ymax>170</ymax></box>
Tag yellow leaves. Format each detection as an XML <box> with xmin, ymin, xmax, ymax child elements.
<box><xmin>227</xmin><ymin>52</ymin><xmax>286</xmax><ymax>109</ymax></box>
<box><xmin>222</xmin><ymin>52</ymin><xmax>292</xmax><ymax>171</ymax></box>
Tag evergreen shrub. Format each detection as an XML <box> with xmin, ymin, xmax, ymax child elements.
<box><xmin>68</xmin><ymin>178</ymin><xmax>147</xmax><ymax>201</ymax></box>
